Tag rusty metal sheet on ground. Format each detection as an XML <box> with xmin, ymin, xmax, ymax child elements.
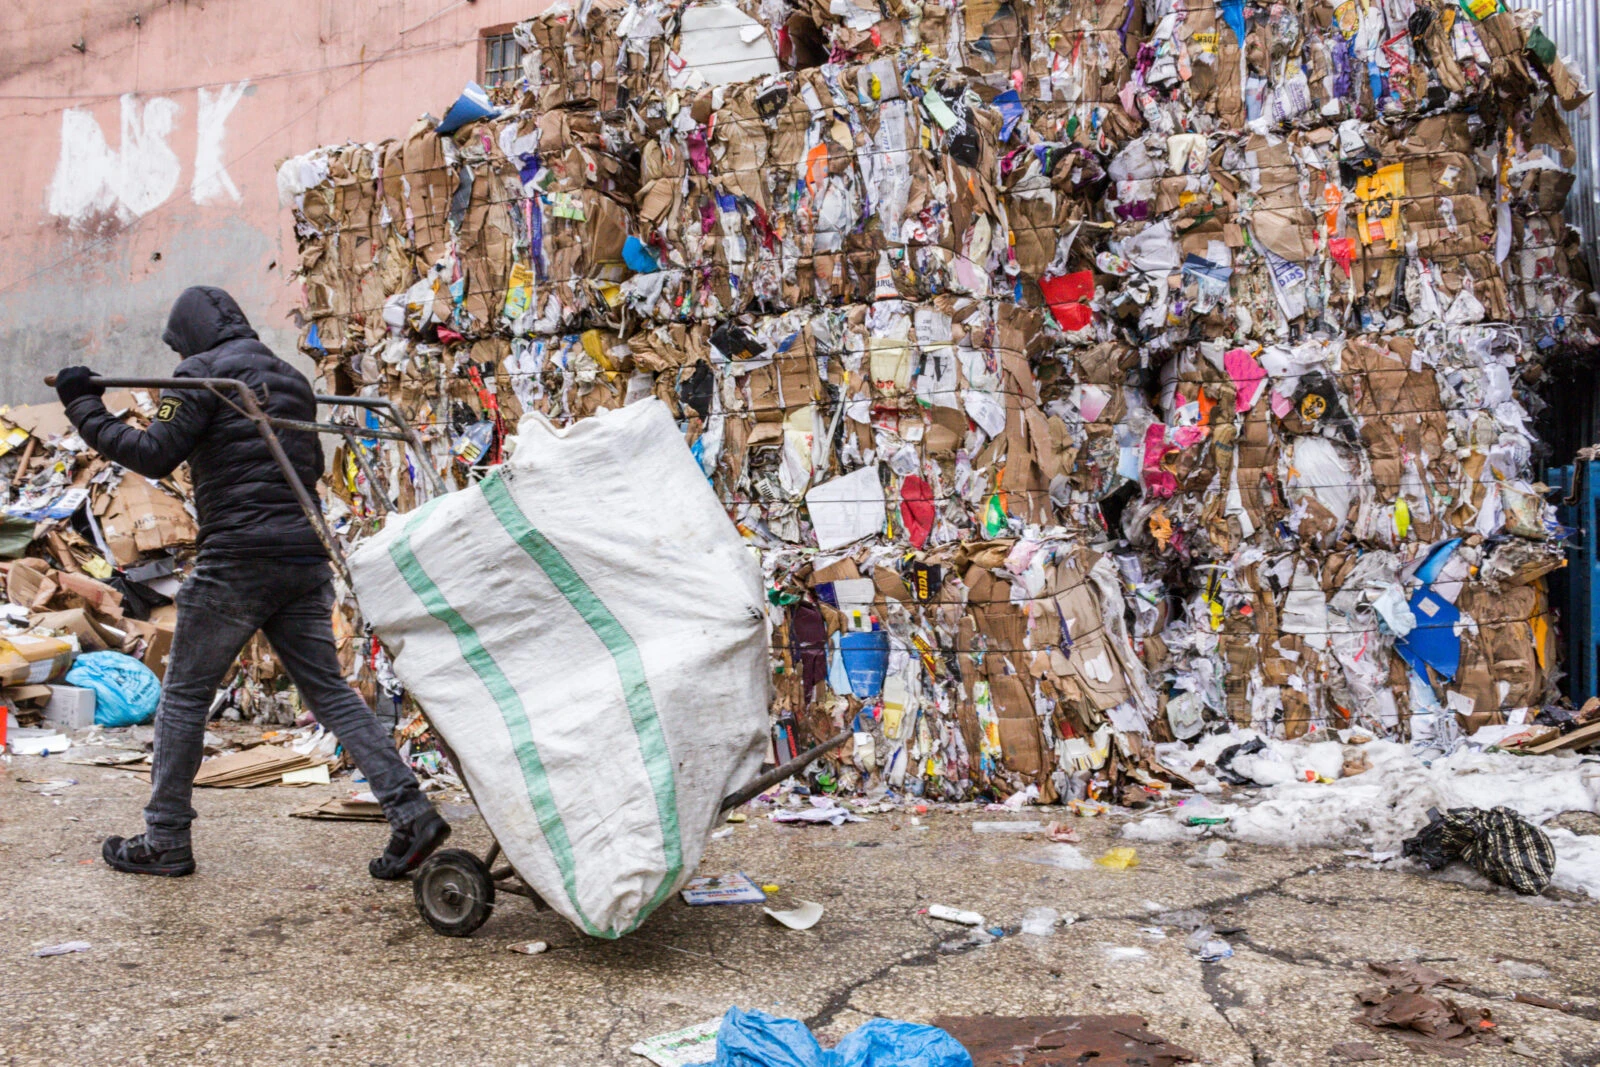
<box><xmin>930</xmin><ymin>1014</ymin><xmax>1195</xmax><ymax>1066</ymax></box>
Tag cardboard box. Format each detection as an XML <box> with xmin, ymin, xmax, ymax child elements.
<box><xmin>94</xmin><ymin>470</ymin><xmax>198</xmax><ymax>566</ymax></box>
<box><xmin>5</xmin><ymin>559</ymin><xmax>57</xmax><ymax>611</ymax></box>
<box><xmin>55</xmin><ymin>571</ymin><xmax>124</xmax><ymax>617</ymax></box>
<box><xmin>32</xmin><ymin>608</ymin><xmax>120</xmax><ymax>652</ymax></box>
<box><xmin>41</xmin><ymin>684</ymin><xmax>96</xmax><ymax>730</ymax></box>
<box><xmin>123</xmin><ymin>604</ymin><xmax>176</xmax><ymax>680</ymax></box>
<box><xmin>0</xmin><ymin>635</ymin><xmax>76</xmax><ymax>686</ymax></box>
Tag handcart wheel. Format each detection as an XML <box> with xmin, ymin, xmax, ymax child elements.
<box><xmin>413</xmin><ymin>849</ymin><xmax>495</xmax><ymax>937</ymax></box>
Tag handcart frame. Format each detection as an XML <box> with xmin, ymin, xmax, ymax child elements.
<box><xmin>46</xmin><ymin>374</ymin><xmax>851</xmax><ymax>937</ymax></box>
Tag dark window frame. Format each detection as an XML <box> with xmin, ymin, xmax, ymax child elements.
<box><xmin>479</xmin><ymin>25</ymin><xmax>523</xmax><ymax>88</ymax></box>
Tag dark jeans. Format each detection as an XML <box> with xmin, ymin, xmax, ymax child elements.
<box><xmin>144</xmin><ymin>556</ymin><xmax>432</xmax><ymax>848</ymax></box>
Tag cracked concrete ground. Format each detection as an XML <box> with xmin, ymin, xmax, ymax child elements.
<box><xmin>4</xmin><ymin>753</ymin><xmax>1600</xmax><ymax>1066</ymax></box>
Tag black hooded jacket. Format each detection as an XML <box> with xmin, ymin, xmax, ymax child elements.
<box><xmin>65</xmin><ymin>286</ymin><xmax>327</xmax><ymax>559</ymax></box>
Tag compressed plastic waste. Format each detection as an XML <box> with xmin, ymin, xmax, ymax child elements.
<box><xmin>65</xmin><ymin>651</ymin><xmax>161</xmax><ymax>728</ymax></box>
<box><xmin>712</xmin><ymin>1007</ymin><xmax>972</xmax><ymax>1067</ymax></box>
<box><xmin>279</xmin><ymin>0</ymin><xmax>1598</xmax><ymax>807</ymax></box>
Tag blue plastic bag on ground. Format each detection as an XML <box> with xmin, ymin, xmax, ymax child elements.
<box><xmin>832</xmin><ymin>1019</ymin><xmax>973</xmax><ymax>1067</ymax></box>
<box><xmin>65</xmin><ymin>651</ymin><xmax>161</xmax><ymax>728</ymax></box>
<box><xmin>714</xmin><ymin>1011</ymin><xmax>823</xmax><ymax>1067</ymax></box>
<box><xmin>712</xmin><ymin>1008</ymin><xmax>971</xmax><ymax>1067</ymax></box>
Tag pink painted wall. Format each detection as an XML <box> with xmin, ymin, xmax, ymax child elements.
<box><xmin>0</xmin><ymin>0</ymin><xmax>545</xmax><ymax>403</ymax></box>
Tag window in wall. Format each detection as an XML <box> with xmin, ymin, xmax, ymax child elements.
<box><xmin>481</xmin><ymin>31</ymin><xmax>523</xmax><ymax>88</ymax></box>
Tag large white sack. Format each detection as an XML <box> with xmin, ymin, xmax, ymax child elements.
<box><xmin>349</xmin><ymin>399</ymin><xmax>770</xmax><ymax>938</ymax></box>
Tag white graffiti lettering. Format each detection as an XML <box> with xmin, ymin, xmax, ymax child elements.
<box><xmin>47</xmin><ymin>95</ymin><xmax>181</xmax><ymax>225</ymax></box>
<box><xmin>192</xmin><ymin>82</ymin><xmax>248</xmax><ymax>205</ymax></box>
<box><xmin>45</xmin><ymin>81</ymin><xmax>250</xmax><ymax>227</ymax></box>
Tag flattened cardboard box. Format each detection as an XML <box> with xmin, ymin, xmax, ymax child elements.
<box><xmin>95</xmin><ymin>471</ymin><xmax>197</xmax><ymax>566</ymax></box>
<box><xmin>31</xmin><ymin>608</ymin><xmax>118</xmax><ymax>652</ymax></box>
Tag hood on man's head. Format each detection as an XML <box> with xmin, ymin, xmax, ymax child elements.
<box><xmin>162</xmin><ymin>286</ymin><xmax>259</xmax><ymax>358</ymax></box>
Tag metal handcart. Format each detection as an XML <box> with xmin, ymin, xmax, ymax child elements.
<box><xmin>46</xmin><ymin>373</ymin><xmax>851</xmax><ymax>936</ymax></box>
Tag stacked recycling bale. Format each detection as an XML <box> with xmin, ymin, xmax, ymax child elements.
<box><xmin>279</xmin><ymin>0</ymin><xmax>1595</xmax><ymax>801</ymax></box>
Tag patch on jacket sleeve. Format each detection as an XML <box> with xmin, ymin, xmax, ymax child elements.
<box><xmin>156</xmin><ymin>396</ymin><xmax>184</xmax><ymax>422</ymax></box>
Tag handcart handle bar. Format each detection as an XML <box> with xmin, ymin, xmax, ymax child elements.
<box><xmin>43</xmin><ymin>375</ymin><xmax>444</xmax><ymax>489</ymax></box>
<box><xmin>41</xmin><ymin>374</ymin><xmax>450</xmax><ymax>582</ymax></box>
<box><xmin>719</xmin><ymin>730</ymin><xmax>853</xmax><ymax>812</ymax></box>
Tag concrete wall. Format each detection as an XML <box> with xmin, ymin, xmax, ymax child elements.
<box><xmin>0</xmin><ymin>0</ymin><xmax>541</xmax><ymax>404</ymax></box>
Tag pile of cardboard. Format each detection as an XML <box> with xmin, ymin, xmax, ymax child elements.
<box><xmin>0</xmin><ymin>387</ymin><xmax>391</xmax><ymax>738</ymax></box>
<box><xmin>278</xmin><ymin>0</ymin><xmax>1598</xmax><ymax>800</ymax></box>
<box><xmin>1500</xmin><ymin>696</ymin><xmax>1600</xmax><ymax>753</ymax></box>
<box><xmin>0</xmin><ymin>388</ymin><xmax>192</xmax><ymax>713</ymax></box>
<box><xmin>0</xmin><ymin>558</ymin><xmax>179</xmax><ymax>734</ymax></box>
<box><xmin>0</xmin><ymin>395</ymin><xmax>189</xmax><ymax>737</ymax></box>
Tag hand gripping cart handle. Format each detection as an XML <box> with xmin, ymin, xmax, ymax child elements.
<box><xmin>47</xmin><ymin>374</ymin><xmax>852</xmax><ymax>936</ymax></box>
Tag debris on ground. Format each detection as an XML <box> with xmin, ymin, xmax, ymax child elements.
<box><xmin>507</xmin><ymin>940</ymin><xmax>549</xmax><ymax>955</ymax></box>
<box><xmin>1132</xmin><ymin>726</ymin><xmax>1600</xmax><ymax>895</ymax></box>
<box><xmin>30</xmin><ymin>941</ymin><xmax>90</xmax><ymax>957</ymax></box>
<box><xmin>62</xmin><ymin>651</ymin><xmax>159</xmax><ymax>728</ymax></box>
<box><xmin>6</xmin><ymin>729</ymin><xmax>70</xmax><ymax>756</ymax></box>
<box><xmin>289</xmin><ymin>795</ymin><xmax>387</xmax><ymax>821</ymax></box>
<box><xmin>762</xmin><ymin>900</ymin><xmax>824</xmax><ymax>931</ymax></box>
<box><xmin>770</xmin><ymin>800</ymin><xmax>864</xmax><ymax>826</ymax></box>
<box><xmin>1096</xmin><ymin>847</ymin><xmax>1139</xmax><ymax>870</ymax></box>
<box><xmin>631</xmin><ymin>1019</ymin><xmax>722</xmax><ymax>1067</ymax></box>
<box><xmin>1184</xmin><ymin>925</ymin><xmax>1234</xmax><ymax>962</ymax></box>
<box><xmin>189</xmin><ymin>744</ymin><xmax>333</xmax><ymax>788</ymax></box>
<box><xmin>710</xmin><ymin>1006</ymin><xmax>971</xmax><ymax>1067</ymax></box>
<box><xmin>931</xmin><ymin>1014</ymin><xmax>1195</xmax><ymax>1066</ymax></box>
<box><xmin>1402</xmin><ymin>805</ymin><xmax>1557</xmax><ymax>894</ymax></box>
<box><xmin>1353</xmin><ymin>960</ymin><xmax>1510</xmax><ymax>1057</ymax></box>
<box><xmin>1019</xmin><ymin>906</ymin><xmax>1061</xmax><ymax>937</ymax></box>
<box><xmin>681</xmin><ymin>872</ymin><xmax>769</xmax><ymax>906</ymax></box>
<box><xmin>927</xmin><ymin>904</ymin><xmax>986</xmax><ymax>927</ymax></box>
<box><xmin>1024</xmin><ymin>843</ymin><xmax>1095</xmax><ymax>871</ymax></box>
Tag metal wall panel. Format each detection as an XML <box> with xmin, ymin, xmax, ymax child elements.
<box><xmin>1521</xmin><ymin>0</ymin><xmax>1600</xmax><ymax>277</ymax></box>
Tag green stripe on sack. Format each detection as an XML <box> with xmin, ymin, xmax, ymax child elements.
<box><xmin>387</xmin><ymin>526</ymin><xmax>607</xmax><ymax>938</ymax></box>
<box><xmin>480</xmin><ymin>471</ymin><xmax>683</xmax><ymax>933</ymax></box>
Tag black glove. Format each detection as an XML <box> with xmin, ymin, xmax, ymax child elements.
<box><xmin>55</xmin><ymin>366</ymin><xmax>105</xmax><ymax>406</ymax></box>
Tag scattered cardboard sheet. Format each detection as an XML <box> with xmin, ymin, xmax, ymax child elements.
<box><xmin>290</xmin><ymin>797</ymin><xmax>387</xmax><ymax>821</ymax></box>
<box><xmin>193</xmin><ymin>746</ymin><xmax>328</xmax><ymax>788</ymax></box>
